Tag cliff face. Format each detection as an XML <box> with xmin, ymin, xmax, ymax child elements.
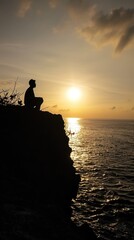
<box><xmin>0</xmin><ymin>105</ymin><xmax>98</xmax><ymax>240</ymax></box>
<box><xmin>1</xmin><ymin>105</ymin><xmax>80</xmax><ymax>208</ymax></box>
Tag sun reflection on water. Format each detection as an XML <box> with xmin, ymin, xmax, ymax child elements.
<box><xmin>66</xmin><ymin>118</ymin><xmax>81</xmax><ymax>135</ymax></box>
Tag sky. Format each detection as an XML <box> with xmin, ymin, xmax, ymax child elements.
<box><xmin>0</xmin><ymin>0</ymin><xmax>134</xmax><ymax>119</ymax></box>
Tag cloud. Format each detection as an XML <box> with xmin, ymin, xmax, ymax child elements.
<box><xmin>43</xmin><ymin>104</ymin><xmax>58</xmax><ymax>109</ymax></box>
<box><xmin>78</xmin><ymin>7</ymin><xmax>134</xmax><ymax>53</ymax></box>
<box><xmin>59</xmin><ymin>108</ymin><xmax>70</xmax><ymax>112</ymax></box>
<box><xmin>68</xmin><ymin>0</ymin><xmax>94</xmax><ymax>20</ymax></box>
<box><xmin>131</xmin><ymin>107</ymin><xmax>134</xmax><ymax>111</ymax></box>
<box><xmin>67</xmin><ymin>2</ymin><xmax>134</xmax><ymax>53</ymax></box>
<box><xmin>49</xmin><ymin>0</ymin><xmax>60</xmax><ymax>9</ymax></box>
<box><xmin>16</xmin><ymin>0</ymin><xmax>134</xmax><ymax>52</ymax></box>
<box><xmin>111</xmin><ymin>106</ymin><xmax>116</xmax><ymax>110</ymax></box>
<box><xmin>17</xmin><ymin>0</ymin><xmax>32</xmax><ymax>18</ymax></box>
<box><xmin>115</xmin><ymin>25</ymin><xmax>134</xmax><ymax>53</ymax></box>
<box><xmin>52</xmin><ymin>104</ymin><xmax>58</xmax><ymax>108</ymax></box>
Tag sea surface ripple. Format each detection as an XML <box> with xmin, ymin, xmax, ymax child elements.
<box><xmin>65</xmin><ymin>118</ymin><xmax>134</xmax><ymax>240</ymax></box>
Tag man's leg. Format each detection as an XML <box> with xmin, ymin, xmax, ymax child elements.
<box><xmin>35</xmin><ymin>97</ymin><xmax>43</xmax><ymax>110</ymax></box>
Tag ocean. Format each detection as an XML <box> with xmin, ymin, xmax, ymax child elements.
<box><xmin>64</xmin><ymin>118</ymin><xmax>134</xmax><ymax>240</ymax></box>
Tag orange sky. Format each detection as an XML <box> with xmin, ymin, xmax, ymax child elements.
<box><xmin>0</xmin><ymin>0</ymin><xmax>134</xmax><ymax>119</ymax></box>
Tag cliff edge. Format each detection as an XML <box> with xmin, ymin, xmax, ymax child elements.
<box><xmin>0</xmin><ymin>105</ymin><xmax>98</xmax><ymax>240</ymax></box>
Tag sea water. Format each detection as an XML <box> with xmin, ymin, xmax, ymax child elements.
<box><xmin>64</xmin><ymin>118</ymin><xmax>134</xmax><ymax>240</ymax></box>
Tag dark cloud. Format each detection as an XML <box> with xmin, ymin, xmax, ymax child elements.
<box><xmin>65</xmin><ymin>4</ymin><xmax>134</xmax><ymax>53</ymax></box>
<box><xmin>16</xmin><ymin>0</ymin><xmax>134</xmax><ymax>52</ymax></box>
<box><xmin>115</xmin><ymin>25</ymin><xmax>134</xmax><ymax>52</ymax></box>
<box><xmin>111</xmin><ymin>106</ymin><xmax>116</xmax><ymax>110</ymax></box>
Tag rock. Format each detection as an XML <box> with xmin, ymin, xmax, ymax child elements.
<box><xmin>0</xmin><ymin>105</ymin><xmax>80</xmax><ymax>207</ymax></box>
<box><xmin>0</xmin><ymin>105</ymin><xmax>97</xmax><ymax>240</ymax></box>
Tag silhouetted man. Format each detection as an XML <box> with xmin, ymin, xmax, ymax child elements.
<box><xmin>24</xmin><ymin>79</ymin><xmax>43</xmax><ymax>110</ymax></box>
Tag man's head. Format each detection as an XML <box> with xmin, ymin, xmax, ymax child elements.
<box><xmin>29</xmin><ymin>79</ymin><xmax>36</xmax><ymax>88</ymax></box>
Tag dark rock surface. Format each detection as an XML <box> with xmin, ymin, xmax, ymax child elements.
<box><xmin>0</xmin><ymin>105</ymin><xmax>98</xmax><ymax>240</ymax></box>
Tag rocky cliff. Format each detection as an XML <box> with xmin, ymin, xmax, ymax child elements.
<box><xmin>0</xmin><ymin>105</ymin><xmax>98</xmax><ymax>240</ymax></box>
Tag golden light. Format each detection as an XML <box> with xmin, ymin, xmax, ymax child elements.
<box><xmin>67</xmin><ymin>87</ymin><xmax>81</xmax><ymax>101</ymax></box>
<box><xmin>66</xmin><ymin>118</ymin><xmax>81</xmax><ymax>134</ymax></box>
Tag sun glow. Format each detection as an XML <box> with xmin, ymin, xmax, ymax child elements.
<box><xmin>67</xmin><ymin>118</ymin><xmax>81</xmax><ymax>134</ymax></box>
<box><xmin>67</xmin><ymin>87</ymin><xmax>81</xmax><ymax>101</ymax></box>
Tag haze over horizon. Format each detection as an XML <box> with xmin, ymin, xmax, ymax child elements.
<box><xmin>0</xmin><ymin>0</ymin><xmax>134</xmax><ymax>119</ymax></box>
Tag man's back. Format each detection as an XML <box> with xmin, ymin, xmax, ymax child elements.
<box><xmin>24</xmin><ymin>87</ymin><xmax>35</xmax><ymax>107</ymax></box>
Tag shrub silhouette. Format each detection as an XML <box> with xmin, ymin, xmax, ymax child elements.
<box><xmin>0</xmin><ymin>81</ymin><xmax>23</xmax><ymax>106</ymax></box>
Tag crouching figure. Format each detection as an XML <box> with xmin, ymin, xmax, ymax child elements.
<box><xmin>24</xmin><ymin>79</ymin><xmax>43</xmax><ymax>110</ymax></box>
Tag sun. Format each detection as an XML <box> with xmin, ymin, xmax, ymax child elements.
<box><xmin>67</xmin><ymin>87</ymin><xmax>81</xmax><ymax>101</ymax></box>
